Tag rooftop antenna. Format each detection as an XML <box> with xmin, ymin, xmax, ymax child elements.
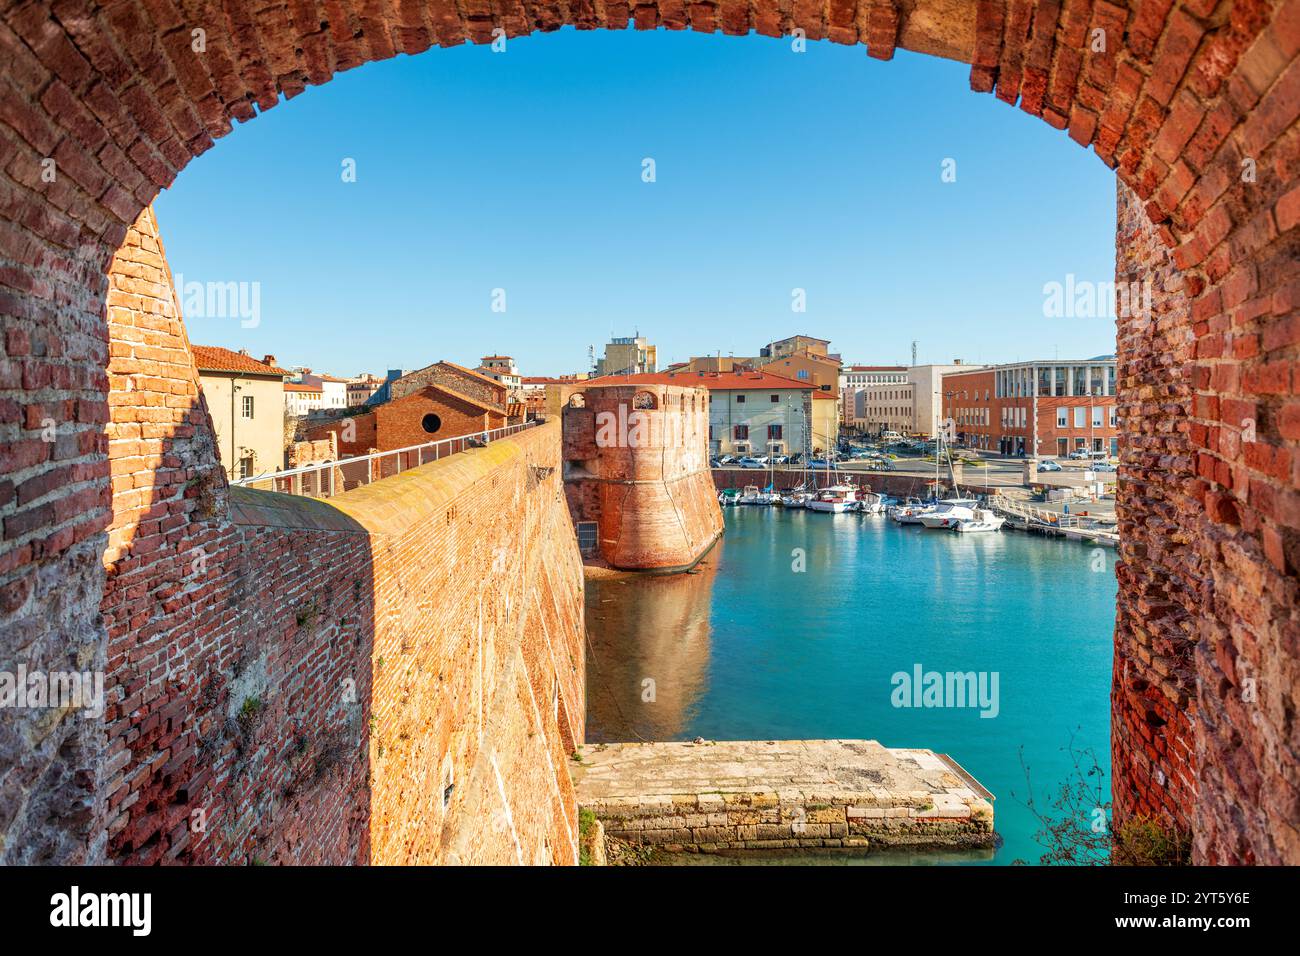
<box><xmin>911</xmin><ymin>340</ymin><xmax>917</xmax><ymax>367</ymax></box>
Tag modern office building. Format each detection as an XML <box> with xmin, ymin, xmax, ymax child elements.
<box><xmin>940</xmin><ymin>357</ymin><xmax>1119</xmax><ymax>457</ymax></box>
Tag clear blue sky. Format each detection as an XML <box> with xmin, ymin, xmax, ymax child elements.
<box><xmin>154</xmin><ymin>28</ymin><xmax>1119</xmax><ymax>378</ymax></box>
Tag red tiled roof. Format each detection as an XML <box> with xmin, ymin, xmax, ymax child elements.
<box><xmin>284</xmin><ymin>382</ymin><xmax>322</xmax><ymax>393</ymax></box>
<box><xmin>585</xmin><ymin>370</ymin><xmax>817</xmax><ymax>391</ymax></box>
<box><xmin>191</xmin><ymin>345</ymin><xmax>290</xmax><ymax>377</ymax></box>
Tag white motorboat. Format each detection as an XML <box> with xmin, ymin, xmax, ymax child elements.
<box><xmin>889</xmin><ymin>499</ymin><xmax>936</xmax><ymax>524</ymax></box>
<box><xmin>739</xmin><ymin>484</ymin><xmax>778</xmax><ymax>505</ymax></box>
<box><xmin>917</xmin><ymin>498</ymin><xmax>981</xmax><ymax>529</ymax></box>
<box><xmin>806</xmin><ymin>485</ymin><xmax>860</xmax><ymax>513</ymax></box>
<box><xmin>856</xmin><ymin>491</ymin><xmax>886</xmax><ymax>515</ymax></box>
<box><xmin>780</xmin><ymin>491</ymin><xmax>812</xmax><ymax>508</ymax></box>
<box><xmin>953</xmin><ymin>508</ymin><xmax>1006</xmax><ymax>533</ymax></box>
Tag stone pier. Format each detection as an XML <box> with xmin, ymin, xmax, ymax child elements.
<box><xmin>572</xmin><ymin>740</ymin><xmax>994</xmax><ymax>853</ymax></box>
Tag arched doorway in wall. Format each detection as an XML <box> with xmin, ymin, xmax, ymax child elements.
<box><xmin>0</xmin><ymin>2</ymin><xmax>1296</xmax><ymax>866</ymax></box>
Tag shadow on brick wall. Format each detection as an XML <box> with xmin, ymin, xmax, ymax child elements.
<box><xmin>95</xmin><ymin>207</ymin><xmax>377</xmax><ymax>864</ymax></box>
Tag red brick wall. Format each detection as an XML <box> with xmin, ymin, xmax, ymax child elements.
<box><xmin>1113</xmin><ymin>179</ymin><xmax>1201</xmax><ymax>845</ymax></box>
<box><xmin>1</xmin><ymin>0</ymin><xmax>1298</xmax><ymax>865</ymax></box>
<box><xmin>373</xmin><ymin>388</ymin><xmax>505</xmax><ymax>450</ymax></box>
<box><xmin>102</xmin><ymin>423</ymin><xmax>585</xmax><ymax>864</ymax></box>
<box><xmin>67</xmin><ymin>207</ymin><xmax>581</xmax><ymax>864</ymax></box>
<box><xmin>304</xmin><ymin>411</ymin><xmax>378</xmax><ymax>459</ymax></box>
<box><xmin>305</xmin><ymin>389</ymin><xmax>506</xmax><ymax>461</ymax></box>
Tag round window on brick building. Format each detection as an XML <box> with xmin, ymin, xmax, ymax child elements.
<box><xmin>421</xmin><ymin>413</ymin><xmax>442</xmax><ymax>434</ymax></box>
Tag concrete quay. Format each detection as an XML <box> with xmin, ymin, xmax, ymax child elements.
<box><xmin>572</xmin><ymin>739</ymin><xmax>995</xmax><ymax>854</ymax></box>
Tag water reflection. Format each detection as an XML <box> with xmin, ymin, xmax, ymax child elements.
<box><xmin>585</xmin><ymin>541</ymin><xmax>721</xmax><ymax>742</ymax></box>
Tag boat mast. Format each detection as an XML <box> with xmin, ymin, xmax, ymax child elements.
<box><xmin>934</xmin><ymin>425</ymin><xmax>941</xmax><ymax>501</ymax></box>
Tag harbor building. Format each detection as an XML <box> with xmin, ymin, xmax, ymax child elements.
<box><xmin>841</xmin><ymin>366</ymin><xmax>911</xmax><ymax>435</ymax></box>
<box><xmin>838</xmin><ymin>362</ymin><xmax>977</xmax><ymax>438</ymax></box>
<box><xmin>940</xmin><ymin>357</ymin><xmax>1119</xmax><ymax>457</ymax></box>
<box><xmin>192</xmin><ymin>346</ymin><xmax>290</xmax><ymax>480</ymax></box>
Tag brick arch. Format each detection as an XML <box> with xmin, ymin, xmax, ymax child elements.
<box><xmin>0</xmin><ymin>2</ymin><xmax>1297</xmax><ymax>864</ymax></box>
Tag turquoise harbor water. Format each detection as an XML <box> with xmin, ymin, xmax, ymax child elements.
<box><xmin>584</xmin><ymin>506</ymin><xmax>1118</xmax><ymax>865</ymax></box>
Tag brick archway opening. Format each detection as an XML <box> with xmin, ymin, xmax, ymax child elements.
<box><xmin>1</xmin><ymin>2</ymin><xmax>1296</xmax><ymax>865</ymax></box>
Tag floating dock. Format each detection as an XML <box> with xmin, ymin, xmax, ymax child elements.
<box><xmin>988</xmin><ymin>494</ymin><xmax>1119</xmax><ymax>547</ymax></box>
<box><xmin>572</xmin><ymin>739</ymin><xmax>994</xmax><ymax>853</ymax></box>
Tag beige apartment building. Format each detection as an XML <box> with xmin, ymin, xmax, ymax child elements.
<box><xmin>284</xmin><ymin>381</ymin><xmax>324</xmax><ymax>417</ymax></box>
<box><xmin>836</xmin><ymin>362</ymin><xmax>981</xmax><ymax>437</ymax></box>
<box><xmin>192</xmin><ymin>346</ymin><xmax>289</xmax><ymax>480</ymax></box>
<box><xmin>758</xmin><ymin>349</ymin><xmax>841</xmax><ymax>395</ymax></box>
<box><xmin>760</xmin><ymin>335</ymin><xmax>833</xmax><ymax>361</ymax></box>
<box><xmin>841</xmin><ymin>365</ymin><xmax>910</xmax><ymax>434</ymax></box>
<box><xmin>347</xmin><ymin>373</ymin><xmax>385</xmax><ymax>407</ymax></box>
<box><xmin>909</xmin><ymin>362</ymin><xmax>980</xmax><ymax>438</ymax></box>
<box><xmin>594</xmin><ymin>335</ymin><xmax>657</xmax><ymax>376</ymax></box>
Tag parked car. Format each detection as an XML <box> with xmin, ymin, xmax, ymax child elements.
<box><xmin>1091</xmin><ymin>461</ymin><xmax>1117</xmax><ymax>472</ymax></box>
<box><xmin>1067</xmin><ymin>450</ymin><xmax>1092</xmax><ymax>460</ymax></box>
<box><xmin>715</xmin><ymin>454</ymin><xmax>736</xmax><ymax>465</ymax></box>
<box><xmin>769</xmin><ymin>454</ymin><xmax>790</xmax><ymax>465</ymax></box>
<box><xmin>738</xmin><ymin>456</ymin><xmax>768</xmax><ymax>469</ymax></box>
<box><xmin>1037</xmin><ymin>459</ymin><xmax>1063</xmax><ymax>472</ymax></box>
<box><xmin>807</xmin><ymin>458</ymin><xmax>839</xmax><ymax>470</ymax></box>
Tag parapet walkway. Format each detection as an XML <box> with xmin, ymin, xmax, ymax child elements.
<box><xmin>572</xmin><ymin>739</ymin><xmax>994</xmax><ymax>854</ymax></box>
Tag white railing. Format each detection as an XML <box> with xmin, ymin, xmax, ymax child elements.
<box><xmin>989</xmin><ymin>494</ymin><xmax>1079</xmax><ymax>528</ymax></box>
<box><xmin>231</xmin><ymin>421</ymin><xmax>537</xmax><ymax>499</ymax></box>
<box><xmin>989</xmin><ymin>493</ymin><xmax>1118</xmax><ymax>534</ymax></box>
